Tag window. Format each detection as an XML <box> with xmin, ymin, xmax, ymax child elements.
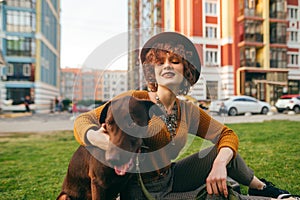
<box><xmin>248</xmin><ymin>48</ymin><xmax>256</xmax><ymax>62</ymax></box>
<box><xmin>7</xmin><ymin>0</ymin><xmax>36</xmax><ymax>9</ymax></box>
<box><xmin>206</xmin><ymin>81</ymin><xmax>218</xmax><ymax>100</ymax></box>
<box><xmin>23</xmin><ymin>64</ymin><xmax>31</xmax><ymax>76</ymax></box>
<box><xmin>6</xmin><ymin>62</ymin><xmax>32</xmax><ymax>81</ymax></box>
<box><xmin>288</xmin><ymin>54</ymin><xmax>299</xmax><ymax>66</ymax></box>
<box><xmin>205</xmin><ymin>26</ymin><xmax>217</xmax><ymax>38</ymax></box>
<box><xmin>6</xmin><ymin>36</ymin><xmax>35</xmax><ymax>57</ymax></box>
<box><xmin>205</xmin><ymin>1</ymin><xmax>217</xmax><ymax>15</ymax></box>
<box><xmin>6</xmin><ymin>88</ymin><xmax>31</xmax><ymax>105</ymax></box>
<box><xmin>7</xmin><ymin>64</ymin><xmax>14</xmax><ymax>76</ymax></box>
<box><xmin>270</xmin><ymin>0</ymin><xmax>286</xmax><ymax>19</ymax></box>
<box><xmin>276</xmin><ymin>1</ymin><xmax>285</xmax><ymax>12</ymax></box>
<box><xmin>246</xmin><ymin>0</ymin><xmax>256</xmax><ymax>9</ymax></box>
<box><xmin>6</xmin><ymin>10</ymin><xmax>36</xmax><ymax>32</ymax></box>
<box><xmin>205</xmin><ymin>50</ymin><xmax>218</xmax><ymax>66</ymax></box>
<box><xmin>270</xmin><ymin>48</ymin><xmax>287</xmax><ymax>68</ymax></box>
<box><xmin>234</xmin><ymin>98</ymin><xmax>243</xmax><ymax>102</ymax></box>
<box><xmin>270</xmin><ymin>22</ymin><xmax>287</xmax><ymax>44</ymax></box>
<box><xmin>288</xmin><ymin>8</ymin><xmax>298</xmax><ymax>19</ymax></box>
<box><xmin>289</xmin><ymin>31</ymin><xmax>298</xmax><ymax>42</ymax></box>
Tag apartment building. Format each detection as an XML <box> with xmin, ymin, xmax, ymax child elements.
<box><xmin>61</xmin><ymin>68</ymin><xmax>127</xmax><ymax>102</ymax></box>
<box><xmin>128</xmin><ymin>0</ymin><xmax>300</xmax><ymax>104</ymax></box>
<box><xmin>0</xmin><ymin>0</ymin><xmax>61</xmax><ymax>113</ymax></box>
<box><xmin>128</xmin><ymin>0</ymin><xmax>163</xmax><ymax>90</ymax></box>
<box><xmin>234</xmin><ymin>0</ymin><xmax>300</xmax><ymax>104</ymax></box>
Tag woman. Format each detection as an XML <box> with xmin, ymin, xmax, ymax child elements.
<box><xmin>74</xmin><ymin>32</ymin><xmax>294</xmax><ymax>199</ymax></box>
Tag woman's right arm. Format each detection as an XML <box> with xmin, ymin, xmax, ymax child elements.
<box><xmin>73</xmin><ymin>91</ymin><xmax>136</xmax><ymax>149</ymax></box>
<box><xmin>73</xmin><ymin>106</ymin><xmax>109</xmax><ymax>150</ymax></box>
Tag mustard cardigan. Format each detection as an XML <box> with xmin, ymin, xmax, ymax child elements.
<box><xmin>73</xmin><ymin>90</ymin><xmax>239</xmax><ymax>171</ymax></box>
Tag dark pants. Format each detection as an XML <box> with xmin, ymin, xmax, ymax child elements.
<box><xmin>120</xmin><ymin>145</ymin><xmax>264</xmax><ymax>199</ymax></box>
<box><xmin>25</xmin><ymin>105</ymin><xmax>30</xmax><ymax>112</ymax></box>
<box><xmin>172</xmin><ymin>145</ymin><xmax>254</xmax><ymax>192</ymax></box>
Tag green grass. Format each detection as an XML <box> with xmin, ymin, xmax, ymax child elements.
<box><xmin>0</xmin><ymin>131</ymin><xmax>78</xmax><ymax>200</ymax></box>
<box><xmin>0</xmin><ymin>120</ymin><xmax>299</xmax><ymax>199</ymax></box>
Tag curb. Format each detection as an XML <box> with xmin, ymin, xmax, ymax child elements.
<box><xmin>0</xmin><ymin>112</ymin><xmax>33</xmax><ymax>118</ymax></box>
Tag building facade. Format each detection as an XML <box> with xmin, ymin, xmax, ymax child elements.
<box><xmin>0</xmin><ymin>0</ymin><xmax>60</xmax><ymax>113</ymax></box>
<box><xmin>128</xmin><ymin>0</ymin><xmax>163</xmax><ymax>90</ymax></box>
<box><xmin>233</xmin><ymin>0</ymin><xmax>300</xmax><ymax>105</ymax></box>
<box><xmin>128</xmin><ymin>0</ymin><xmax>300</xmax><ymax>104</ymax></box>
<box><xmin>61</xmin><ymin>68</ymin><xmax>128</xmax><ymax>102</ymax></box>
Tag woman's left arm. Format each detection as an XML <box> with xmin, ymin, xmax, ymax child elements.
<box><xmin>192</xmin><ymin>106</ymin><xmax>239</xmax><ymax>156</ymax></box>
<box><xmin>188</xmin><ymin>104</ymin><xmax>238</xmax><ymax>197</ymax></box>
<box><xmin>206</xmin><ymin>147</ymin><xmax>233</xmax><ymax>197</ymax></box>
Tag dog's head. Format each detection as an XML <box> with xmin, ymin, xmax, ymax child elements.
<box><xmin>99</xmin><ymin>96</ymin><xmax>162</xmax><ymax>175</ymax></box>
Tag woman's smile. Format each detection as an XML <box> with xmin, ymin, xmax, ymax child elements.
<box><xmin>161</xmin><ymin>71</ymin><xmax>176</xmax><ymax>78</ymax></box>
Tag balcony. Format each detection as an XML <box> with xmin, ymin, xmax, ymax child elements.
<box><xmin>270</xmin><ymin>60</ymin><xmax>287</xmax><ymax>68</ymax></box>
<box><xmin>240</xmin><ymin>60</ymin><xmax>261</xmax><ymax>68</ymax></box>
<box><xmin>239</xmin><ymin>19</ymin><xmax>263</xmax><ymax>44</ymax></box>
<box><xmin>242</xmin><ymin>33</ymin><xmax>263</xmax><ymax>43</ymax></box>
<box><xmin>269</xmin><ymin>0</ymin><xmax>287</xmax><ymax>20</ymax></box>
<box><xmin>270</xmin><ymin>11</ymin><xmax>286</xmax><ymax>19</ymax></box>
<box><xmin>242</xmin><ymin>8</ymin><xmax>263</xmax><ymax>18</ymax></box>
<box><xmin>270</xmin><ymin>22</ymin><xmax>287</xmax><ymax>44</ymax></box>
<box><xmin>270</xmin><ymin>35</ymin><xmax>286</xmax><ymax>44</ymax></box>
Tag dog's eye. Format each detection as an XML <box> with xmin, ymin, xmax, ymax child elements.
<box><xmin>106</xmin><ymin>120</ymin><xmax>114</xmax><ymax>125</ymax></box>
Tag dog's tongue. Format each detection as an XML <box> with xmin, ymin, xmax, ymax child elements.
<box><xmin>114</xmin><ymin>158</ymin><xmax>133</xmax><ymax>176</ymax></box>
<box><xmin>114</xmin><ymin>165</ymin><xmax>128</xmax><ymax>176</ymax></box>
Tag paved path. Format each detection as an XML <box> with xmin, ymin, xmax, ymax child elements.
<box><xmin>0</xmin><ymin>112</ymin><xmax>75</xmax><ymax>134</ymax></box>
<box><xmin>0</xmin><ymin>112</ymin><xmax>299</xmax><ymax>134</ymax></box>
<box><xmin>211</xmin><ymin>112</ymin><xmax>300</xmax><ymax>124</ymax></box>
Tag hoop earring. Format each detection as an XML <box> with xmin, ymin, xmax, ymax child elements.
<box><xmin>152</xmin><ymin>82</ymin><xmax>158</xmax><ymax>92</ymax></box>
<box><xmin>148</xmin><ymin>82</ymin><xmax>158</xmax><ymax>92</ymax></box>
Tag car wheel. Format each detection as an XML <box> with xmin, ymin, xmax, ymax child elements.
<box><xmin>228</xmin><ymin>107</ymin><xmax>238</xmax><ymax>116</ymax></box>
<box><xmin>293</xmin><ymin>106</ymin><xmax>300</xmax><ymax>114</ymax></box>
<box><xmin>261</xmin><ymin>107</ymin><xmax>269</xmax><ymax>115</ymax></box>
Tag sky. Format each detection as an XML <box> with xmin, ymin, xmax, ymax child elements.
<box><xmin>60</xmin><ymin>0</ymin><xmax>128</xmax><ymax>69</ymax></box>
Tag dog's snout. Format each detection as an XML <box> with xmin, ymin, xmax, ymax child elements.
<box><xmin>106</xmin><ymin>153</ymin><xmax>120</xmax><ymax>166</ymax></box>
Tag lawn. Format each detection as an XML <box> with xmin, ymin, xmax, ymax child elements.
<box><xmin>0</xmin><ymin>120</ymin><xmax>299</xmax><ymax>199</ymax></box>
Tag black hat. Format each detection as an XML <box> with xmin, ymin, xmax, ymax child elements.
<box><xmin>140</xmin><ymin>32</ymin><xmax>201</xmax><ymax>85</ymax></box>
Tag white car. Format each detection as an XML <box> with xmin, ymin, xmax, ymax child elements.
<box><xmin>1</xmin><ymin>99</ymin><xmax>36</xmax><ymax>112</ymax></box>
<box><xmin>209</xmin><ymin>95</ymin><xmax>271</xmax><ymax>116</ymax></box>
<box><xmin>275</xmin><ymin>94</ymin><xmax>300</xmax><ymax>113</ymax></box>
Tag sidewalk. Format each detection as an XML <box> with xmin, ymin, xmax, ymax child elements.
<box><xmin>211</xmin><ymin>112</ymin><xmax>300</xmax><ymax>124</ymax></box>
<box><xmin>0</xmin><ymin>112</ymin><xmax>299</xmax><ymax>134</ymax></box>
<box><xmin>0</xmin><ymin>112</ymin><xmax>75</xmax><ymax>134</ymax></box>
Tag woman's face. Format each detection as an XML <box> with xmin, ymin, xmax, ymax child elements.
<box><xmin>154</xmin><ymin>52</ymin><xmax>184</xmax><ymax>91</ymax></box>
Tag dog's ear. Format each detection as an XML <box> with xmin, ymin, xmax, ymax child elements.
<box><xmin>99</xmin><ymin>101</ymin><xmax>111</xmax><ymax>124</ymax></box>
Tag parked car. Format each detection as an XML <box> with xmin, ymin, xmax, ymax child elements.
<box><xmin>86</xmin><ymin>103</ymin><xmax>101</xmax><ymax>110</ymax></box>
<box><xmin>275</xmin><ymin>94</ymin><xmax>300</xmax><ymax>113</ymax></box>
<box><xmin>209</xmin><ymin>95</ymin><xmax>271</xmax><ymax>116</ymax></box>
<box><xmin>76</xmin><ymin>105</ymin><xmax>90</xmax><ymax>113</ymax></box>
<box><xmin>1</xmin><ymin>99</ymin><xmax>36</xmax><ymax>112</ymax></box>
<box><xmin>68</xmin><ymin>103</ymin><xmax>102</xmax><ymax>113</ymax></box>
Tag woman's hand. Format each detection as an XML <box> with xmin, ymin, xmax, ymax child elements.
<box><xmin>206</xmin><ymin>147</ymin><xmax>233</xmax><ymax>198</ymax></box>
<box><xmin>86</xmin><ymin>124</ymin><xmax>109</xmax><ymax>150</ymax></box>
<box><xmin>206</xmin><ymin>159</ymin><xmax>228</xmax><ymax>197</ymax></box>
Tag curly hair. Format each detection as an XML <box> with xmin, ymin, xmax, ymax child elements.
<box><xmin>142</xmin><ymin>42</ymin><xmax>199</xmax><ymax>95</ymax></box>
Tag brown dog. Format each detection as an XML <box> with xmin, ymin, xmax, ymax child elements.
<box><xmin>57</xmin><ymin>96</ymin><xmax>162</xmax><ymax>200</ymax></box>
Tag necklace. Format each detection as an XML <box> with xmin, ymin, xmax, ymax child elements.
<box><xmin>155</xmin><ymin>94</ymin><xmax>178</xmax><ymax>145</ymax></box>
